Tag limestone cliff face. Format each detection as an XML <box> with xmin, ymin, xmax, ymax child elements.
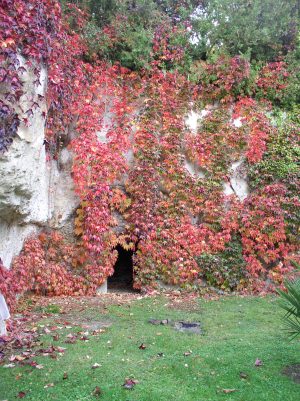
<box><xmin>0</xmin><ymin>66</ymin><xmax>250</xmax><ymax>270</ymax></box>
<box><xmin>0</xmin><ymin>60</ymin><xmax>78</xmax><ymax>268</ymax></box>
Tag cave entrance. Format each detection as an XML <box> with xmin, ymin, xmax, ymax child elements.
<box><xmin>108</xmin><ymin>245</ymin><xmax>134</xmax><ymax>292</ymax></box>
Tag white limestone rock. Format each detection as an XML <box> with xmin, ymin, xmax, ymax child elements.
<box><xmin>0</xmin><ymin>293</ymin><xmax>10</xmax><ymax>336</ymax></box>
<box><xmin>185</xmin><ymin>109</ymin><xmax>210</xmax><ymax>133</ymax></box>
<box><xmin>49</xmin><ymin>149</ymin><xmax>79</xmax><ymax>229</ymax></box>
<box><xmin>223</xmin><ymin>159</ymin><xmax>249</xmax><ymax>201</ymax></box>
<box><xmin>97</xmin><ymin>280</ymin><xmax>108</xmax><ymax>294</ymax></box>
<box><xmin>0</xmin><ymin>59</ymin><xmax>78</xmax><ymax>267</ymax></box>
<box><xmin>0</xmin><ymin>60</ymin><xmax>49</xmax><ymax>267</ymax></box>
<box><xmin>0</xmin><ymin>223</ymin><xmax>37</xmax><ymax>268</ymax></box>
<box><xmin>184</xmin><ymin>159</ymin><xmax>205</xmax><ymax>179</ymax></box>
<box><xmin>0</xmin><ymin>63</ymin><xmax>49</xmax><ymax>225</ymax></box>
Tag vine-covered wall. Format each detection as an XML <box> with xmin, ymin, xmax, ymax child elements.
<box><xmin>0</xmin><ymin>1</ymin><xmax>299</xmax><ymax>309</ymax></box>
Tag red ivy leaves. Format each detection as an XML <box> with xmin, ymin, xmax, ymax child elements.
<box><xmin>234</xmin><ymin>98</ymin><xmax>273</xmax><ymax>164</ymax></box>
<box><xmin>0</xmin><ymin>2</ymin><xmax>296</xmax><ymax>303</ymax></box>
<box><xmin>240</xmin><ymin>184</ymin><xmax>290</xmax><ymax>277</ymax></box>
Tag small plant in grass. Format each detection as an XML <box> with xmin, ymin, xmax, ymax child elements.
<box><xmin>278</xmin><ymin>279</ymin><xmax>300</xmax><ymax>339</ymax></box>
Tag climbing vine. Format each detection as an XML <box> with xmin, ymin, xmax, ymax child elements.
<box><xmin>0</xmin><ymin>1</ymin><xmax>299</xmax><ymax>309</ymax></box>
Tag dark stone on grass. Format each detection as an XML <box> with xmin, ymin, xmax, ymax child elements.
<box><xmin>148</xmin><ymin>318</ymin><xmax>202</xmax><ymax>334</ymax></box>
<box><xmin>282</xmin><ymin>364</ymin><xmax>300</xmax><ymax>384</ymax></box>
<box><xmin>173</xmin><ymin>321</ymin><xmax>202</xmax><ymax>334</ymax></box>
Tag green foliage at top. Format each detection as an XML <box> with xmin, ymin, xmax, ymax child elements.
<box><xmin>82</xmin><ymin>16</ymin><xmax>155</xmax><ymax>69</ymax></box>
<box><xmin>72</xmin><ymin>0</ymin><xmax>170</xmax><ymax>69</ymax></box>
<box><xmin>192</xmin><ymin>0</ymin><xmax>299</xmax><ymax>62</ymax></box>
<box><xmin>60</xmin><ymin>0</ymin><xmax>119</xmax><ymax>26</ymax></box>
<box><xmin>281</xmin><ymin>35</ymin><xmax>300</xmax><ymax>108</ymax></box>
<box><xmin>63</xmin><ymin>0</ymin><xmax>299</xmax><ymax>71</ymax></box>
<box><xmin>278</xmin><ymin>279</ymin><xmax>300</xmax><ymax>339</ymax></box>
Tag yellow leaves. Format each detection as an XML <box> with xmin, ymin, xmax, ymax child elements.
<box><xmin>74</xmin><ymin>204</ymin><xmax>88</xmax><ymax>237</ymax></box>
<box><xmin>123</xmin><ymin>242</ymin><xmax>135</xmax><ymax>251</ymax></box>
<box><xmin>124</xmin><ymin>198</ymin><xmax>132</xmax><ymax>208</ymax></box>
<box><xmin>111</xmin><ymin>188</ymin><xmax>132</xmax><ymax>212</ymax></box>
<box><xmin>72</xmin><ymin>250</ymin><xmax>87</xmax><ymax>268</ymax></box>
<box><xmin>115</xmin><ymin>235</ymin><xmax>135</xmax><ymax>251</ymax></box>
<box><xmin>74</xmin><ymin>226</ymin><xmax>83</xmax><ymax>236</ymax></box>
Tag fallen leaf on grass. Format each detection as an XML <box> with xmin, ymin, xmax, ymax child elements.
<box><xmin>139</xmin><ymin>343</ymin><xmax>146</xmax><ymax>350</ymax></box>
<box><xmin>21</xmin><ymin>351</ymin><xmax>33</xmax><ymax>358</ymax></box>
<box><xmin>28</xmin><ymin>361</ymin><xmax>39</xmax><ymax>367</ymax></box>
<box><xmin>3</xmin><ymin>363</ymin><xmax>15</xmax><ymax>368</ymax></box>
<box><xmin>17</xmin><ymin>391</ymin><xmax>26</xmax><ymax>398</ymax></box>
<box><xmin>92</xmin><ymin>329</ymin><xmax>105</xmax><ymax>335</ymax></box>
<box><xmin>63</xmin><ymin>372</ymin><xmax>68</xmax><ymax>380</ymax></box>
<box><xmin>9</xmin><ymin>355</ymin><xmax>22</xmax><ymax>362</ymax></box>
<box><xmin>239</xmin><ymin>371</ymin><xmax>248</xmax><ymax>379</ymax></box>
<box><xmin>122</xmin><ymin>378</ymin><xmax>139</xmax><ymax>389</ymax></box>
<box><xmin>65</xmin><ymin>337</ymin><xmax>77</xmax><ymax>344</ymax></box>
<box><xmin>35</xmin><ymin>364</ymin><xmax>44</xmax><ymax>369</ymax></box>
<box><xmin>44</xmin><ymin>383</ymin><xmax>54</xmax><ymax>388</ymax></box>
<box><xmin>255</xmin><ymin>359</ymin><xmax>263</xmax><ymax>366</ymax></box>
<box><xmin>222</xmin><ymin>388</ymin><xmax>237</xmax><ymax>394</ymax></box>
<box><xmin>92</xmin><ymin>363</ymin><xmax>101</xmax><ymax>369</ymax></box>
<box><xmin>183</xmin><ymin>351</ymin><xmax>192</xmax><ymax>356</ymax></box>
<box><xmin>93</xmin><ymin>386</ymin><xmax>102</xmax><ymax>397</ymax></box>
<box><xmin>38</xmin><ymin>346</ymin><xmax>55</xmax><ymax>355</ymax></box>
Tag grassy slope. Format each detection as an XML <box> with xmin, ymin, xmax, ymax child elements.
<box><xmin>0</xmin><ymin>296</ymin><xmax>299</xmax><ymax>401</ymax></box>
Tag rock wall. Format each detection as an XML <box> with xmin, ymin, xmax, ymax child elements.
<box><xmin>0</xmin><ymin>71</ymin><xmax>250</xmax><ymax>271</ymax></box>
<box><xmin>0</xmin><ymin>60</ymin><xmax>78</xmax><ymax>268</ymax></box>
<box><xmin>185</xmin><ymin>108</ymin><xmax>249</xmax><ymax>201</ymax></box>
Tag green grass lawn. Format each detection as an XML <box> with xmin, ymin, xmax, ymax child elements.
<box><xmin>0</xmin><ymin>296</ymin><xmax>299</xmax><ymax>401</ymax></box>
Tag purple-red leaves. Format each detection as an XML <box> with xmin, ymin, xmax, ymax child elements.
<box><xmin>122</xmin><ymin>378</ymin><xmax>139</xmax><ymax>390</ymax></box>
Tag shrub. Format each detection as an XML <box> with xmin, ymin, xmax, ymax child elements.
<box><xmin>278</xmin><ymin>279</ymin><xmax>300</xmax><ymax>339</ymax></box>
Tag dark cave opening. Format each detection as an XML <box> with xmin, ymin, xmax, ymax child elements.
<box><xmin>108</xmin><ymin>245</ymin><xmax>135</xmax><ymax>291</ymax></box>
